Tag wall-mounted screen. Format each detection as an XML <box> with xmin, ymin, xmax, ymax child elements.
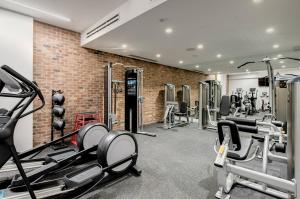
<box><xmin>127</xmin><ymin>79</ymin><xmax>137</xmax><ymax>96</ymax></box>
<box><xmin>258</xmin><ymin>76</ymin><xmax>269</xmax><ymax>87</ymax></box>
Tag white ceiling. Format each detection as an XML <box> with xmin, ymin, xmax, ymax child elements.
<box><xmin>1</xmin><ymin>0</ymin><xmax>300</xmax><ymax>74</ymax></box>
<box><xmin>84</xmin><ymin>0</ymin><xmax>300</xmax><ymax>74</ymax></box>
<box><xmin>0</xmin><ymin>0</ymin><xmax>127</xmax><ymax>32</ymax></box>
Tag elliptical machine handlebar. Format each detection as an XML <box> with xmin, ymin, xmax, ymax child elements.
<box><xmin>0</xmin><ymin>65</ymin><xmax>45</xmax><ymax>119</ymax></box>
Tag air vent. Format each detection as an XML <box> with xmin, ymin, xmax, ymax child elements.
<box><xmin>129</xmin><ymin>55</ymin><xmax>158</xmax><ymax>63</ymax></box>
<box><xmin>86</xmin><ymin>14</ymin><xmax>120</xmax><ymax>38</ymax></box>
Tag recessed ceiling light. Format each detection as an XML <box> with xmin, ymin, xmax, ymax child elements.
<box><xmin>208</xmin><ymin>68</ymin><xmax>211</xmax><ymax>72</ymax></box>
<box><xmin>229</xmin><ymin>60</ymin><xmax>234</xmax><ymax>64</ymax></box>
<box><xmin>195</xmin><ymin>65</ymin><xmax>200</xmax><ymax>68</ymax></box>
<box><xmin>253</xmin><ymin>0</ymin><xmax>263</xmax><ymax>4</ymax></box>
<box><xmin>197</xmin><ymin>44</ymin><xmax>204</xmax><ymax>49</ymax></box>
<box><xmin>165</xmin><ymin>28</ymin><xmax>173</xmax><ymax>34</ymax></box>
<box><xmin>156</xmin><ymin>54</ymin><xmax>161</xmax><ymax>58</ymax></box>
<box><xmin>277</xmin><ymin>54</ymin><xmax>283</xmax><ymax>58</ymax></box>
<box><xmin>216</xmin><ymin>54</ymin><xmax>222</xmax><ymax>58</ymax></box>
<box><xmin>266</xmin><ymin>27</ymin><xmax>275</xmax><ymax>34</ymax></box>
<box><xmin>179</xmin><ymin>60</ymin><xmax>183</xmax><ymax>64</ymax></box>
<box><xmin>122</xmin><ymin>44</ymin><xmax>127</xmax><ymax>48</ymax></box>
<box><xmin>281</xmin><ymin>65</ymin><xmax>286</xmax><ymax>68</ymax></box>
<box><xmin>273</xmin><ymin>44</ymin><xmax>280</xmax><ymax>49</ymax></box>
<box><xmin>279</xmin><ymin>60</ymin><xmax>284</xmax><ymax>64</ymax></box>
<box><xmin>272</xmin><ymin>57</ymin><xmax>278</xmax><ymax>60</ymax></box>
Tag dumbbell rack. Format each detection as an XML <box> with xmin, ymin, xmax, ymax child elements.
<box><xmin>51</xmin><ymin>90</ymin><xmax>67</xmax><ymax>150</ymax></box>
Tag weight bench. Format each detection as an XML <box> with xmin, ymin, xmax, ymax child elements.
<box><xmin>216</xmin><ymin>120</ymin><xmax>254</xmax><ymax>162</ymax></box>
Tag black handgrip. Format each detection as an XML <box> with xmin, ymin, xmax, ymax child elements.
<box><xmin>1</xmin><ymin>65</ymin><xmax>45</xmax><ymax>106</ymax></box>
<box><xmin>279</xmin><ymin>57</ymin><xmax>300</xmax><ymax>61</ymax></box>
<box><xmin>237</xmin><ymin>61</ymin><xmax>256</xmax><ymax>69</ymax></box>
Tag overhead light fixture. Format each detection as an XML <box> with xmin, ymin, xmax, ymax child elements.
<box><xmin>156</xmin><ymin>54</ymin><xmax>161</xmax><ymax>58</ymax></box>
<box><xmin>195</xmin><ymin>65</ymin><xmax>200</xmax><ymax>68</ymax></box>
<box><xmin>122</xmin><ymin>44</ymin><xmax>127</xmax><ymax>49</ymax></box>
<box><xmin>179</xmin><ymin>60</ymin><xmax>183</xmax><ymax>64</ymax></box>
<box><xmin>197</xmin><ymin>44</ymin><xmax>204</xmax><ymax>49</ymax></box>
<box><xmin>281</xmin><ymin>65</ymin><xmax>286</xmax><ymax>68</ymax></box>
<box><xmin>253</xmin><ymin>0</ymin><xmax>263</xmax><ymax>4</ymax></box>
<box><xmin>272</xmin><ymin>57</ymin><xmax>278</xmax><ymax>60</ymax></box>
<box><xmin>246</xmin><ymin>69</ymin><xmax>250</xmax><ymax>73</ymax></box>
<box><xmin>229</xmin><ymin>60</ymin><xmax>234</xmax><ymax>64</ymax></box>
<box><xmin>277</xmin><ymin>54</ymin><xmax>283</xmax><ymax>58</ymax></box>
<box><xmin>165</xmin><ymin>28</ymin><xmax>173</xmax><ymax>34</ymax></box>
<box><xmin>273</xmin><ymin>44</ymin><xmax>280</xmax><ymax>49</ymax></box>
<box><xmin>208</xmin><ymin>68</ymin><xmax>211</xmax><ymax>72</ymax></box>
<box><xmin>3</xmin><ymin>0</ymin><xmax>71</xmax><ymax>22</ymax></box>
<box><xmin>266</xmin><ymin>27</ymin><xmax>275</xmax><ymax>34</ymax></box>
<box><xmin>279</xmin><ymin>60</ymin><xmax>284</xmax><ymax>64</ymax></box>
<box><xmin>216</xmin><ymin>54</ymin><xmax>222</xmax><ymax>58</ymax></box>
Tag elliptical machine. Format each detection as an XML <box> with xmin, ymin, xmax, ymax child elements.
<box><xmin>0</xmin><ymin>65</ymin><xmax>141</xmax><ymax>199</ymax></box>
<box><xmin>243</xmin><ymin>88</ymin><xmax>257</xmax><ymax>116</ymax></box>
<box><xmin>230</xmin><ymin>88</ymin><xmax>243</xmax><ymax>114</ymax></box>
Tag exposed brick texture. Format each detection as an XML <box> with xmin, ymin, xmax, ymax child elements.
<box><xmin>33</xmin><ymin>21</ymin><xmax>210</xmax><ymax>145</ymax></box>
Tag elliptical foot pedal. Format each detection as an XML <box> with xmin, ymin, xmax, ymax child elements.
<box><xmin>52</xmin><ymin>143</ymin><xmax>68</xmax><ymax>151</ymax></box>
<box><xmin>64</xmin><ymin>164</ymin><xmax>104</xmax><ymax>189</ymax></box>
<box><xmin>46</xmin><ymin>148</ymin><xmax>76</xmax><ymax>163</ymax></box>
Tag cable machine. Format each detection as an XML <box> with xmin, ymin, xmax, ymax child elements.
<box><xmin>104</xmin><ymin>63</ymin><xmax>156</xmax><ymax>136</ymax></box>
<box><xmin>163</xmin><ymin>84</ymin><xmax>176</xmax><ymax>129</ymax></box>
<box><xmin>125</xmin><ymin>69</ymin><xmax>156</xmax><ymax>137</ymax></box>
<box><xmin>182</xmin><ymin>85</ymin><xmax>191</xmax><ymax>107</ymax></box>
<box><xmin>198</xmin><ymin>81</ymin><xmax>209</xmax><ymax>129</ymax></box>
<box><xmin>198</xmin><ymin>80</ymin><xmax>221</xmax><ymax>129</ymax></box>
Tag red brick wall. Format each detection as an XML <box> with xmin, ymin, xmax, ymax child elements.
<box><xmin>33</xmin><ymin>21</ymin><xmax>209</xmax><ymax>145</ymax></box>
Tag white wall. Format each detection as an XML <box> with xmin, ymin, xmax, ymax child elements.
<box><xmin>0</xmin><ymin>9</ymin><xmax>33</xmax><ymax>151</ymax></box>
<box><xmin>216</xmin><ymin>74</ymin><xmax>228</xmax><ymax>96</ymax></box>
<box><xmin>228</xmin><ymin>68</ymin><xmax>300</xmax><ymax>111</ymax></box>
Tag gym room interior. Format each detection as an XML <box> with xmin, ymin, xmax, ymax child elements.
<box><xmin>0</xmin><ymin>0</ymin><xmax>300</xmax><ymax>199</ymax></box>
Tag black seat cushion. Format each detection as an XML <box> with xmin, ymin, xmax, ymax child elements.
<box><xmin>237</xmin><ymin>124</ymin><xmax>258</xmax><ymax>134</ymax></box>
<box><xmin>226</xmin><ymin>116</ymin><xmax>256</xmax><ymax>126</ymax></box>
<box><xmin>175</xmin><ymin>102</ymin><xmax>188</xmax><ymax>116</ymax></box>
<box><xmin>227</xmin><ymin>138</ymin><xmax>253</xmax><ymax>160</ymax></box>
<box><xmin>219</xmin><ymin>96</ymin><xmax>230</xmax><ymax>116</ymax></box>
<box><xmin>179</xmin><ymin>102</ymin><xmax>188</xmax><ymax>113</ymax></box>
<box><xmin>174</xmin><ymin>112</ymin><xmax>188</xmax><ymax>116</ymax></box>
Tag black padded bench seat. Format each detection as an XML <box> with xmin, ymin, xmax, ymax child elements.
<box><xmin>225</xmin><ymin>117</ymin><xmax>257</xmax><ymax>126</ymax></box>
<box><xmin>218</xmin><ymin>120</ymin><xmax>253</xmax><ymax>160</ymax></box>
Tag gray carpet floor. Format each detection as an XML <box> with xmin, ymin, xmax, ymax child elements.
<box><xmin>83</xmin><ymin>122</ymin><xmax>286</xmax><ymax>199</ymax></box>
